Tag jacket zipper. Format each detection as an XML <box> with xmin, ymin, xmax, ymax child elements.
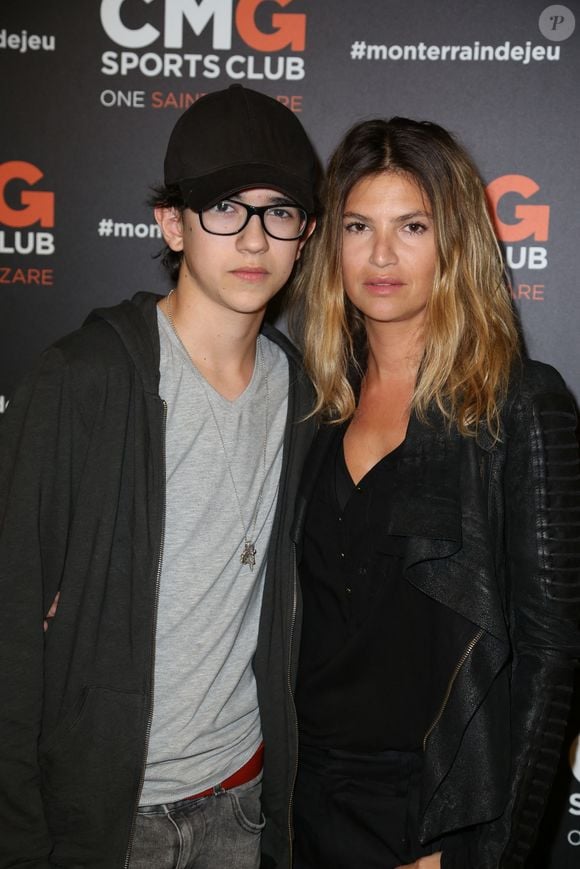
<box><xmin>124</xmin><ymin>399</ymin><xmax>167</xmax><ymax>868</ymax></box>
<box><xmin>286</xmin><ymin>543</ymin><xmax>299</xmax><ymax>868</ymax></box>
<box><xmin>422</xmin><ymin>627</ymin><xmax>484</xmax><ymax>751</ymax></box>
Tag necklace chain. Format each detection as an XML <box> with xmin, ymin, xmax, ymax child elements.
<box><xmin>164</xmin><ymin>289</ymin><xmax>269</xmax><ymax>570</ymax></box>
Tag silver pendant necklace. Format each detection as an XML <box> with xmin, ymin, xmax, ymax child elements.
<box><xmin>164</xmin><ymin>289</ymin><xmax>269</xmax><ymax>571</ymax></box>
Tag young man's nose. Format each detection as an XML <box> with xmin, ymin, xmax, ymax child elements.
<box><xmin>237</xmin><ymin>213</ymin><xmax>270</xmax><ymax>251</ymax></box>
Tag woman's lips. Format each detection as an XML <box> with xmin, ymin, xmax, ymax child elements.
<box><xmin>363</xmin><ymin>278</ymin><xmax>404</xmax><ymax>294</ymax></box>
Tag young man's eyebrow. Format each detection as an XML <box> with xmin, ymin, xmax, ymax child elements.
<box><xmin>233</xmin><ymin>192</ymin><xmax>296</xmax><ymax>205</ymax></box>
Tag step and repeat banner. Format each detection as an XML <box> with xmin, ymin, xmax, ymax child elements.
<box><xmin>1</xmin><ymin>1</ymin><xmax>579</xmax><ymax>863</ymax></box>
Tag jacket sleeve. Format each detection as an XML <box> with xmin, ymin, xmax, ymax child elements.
<box><xmin>0</xmin><ymin>349</ymin><xmax>91</xmax><ymax>867</ymax></box>
<box><xmin>444</xmin><ymin>364</ymin><xmax>580</xmax><ymax>869</ymax></box>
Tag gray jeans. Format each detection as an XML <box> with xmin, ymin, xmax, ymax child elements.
<box><xmin>127</xmin><ymin>774</ymin><xmax>264</xmax><ymax>869</ymax></box>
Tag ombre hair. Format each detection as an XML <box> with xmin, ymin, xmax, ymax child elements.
<box><xmin>289</xmin><ymin>117</ymin><xmax>520</xmax><ymax>439</ymax></box>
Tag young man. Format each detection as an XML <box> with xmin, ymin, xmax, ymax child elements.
<box><xmin>0</xmin><ymin>85</ymin><xmax>318</xmax><ymax>868</ymax></box>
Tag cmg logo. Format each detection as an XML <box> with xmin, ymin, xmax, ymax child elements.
<box><xmin>0</xmin><ymin>162</ymin><xmax>55</xmax><ymax>256</ymax></box>
<box><xmin>486</xmin><ymin>174</ymin><xmax>549</xmax><ymax>243</ymax></box>
<box><xmin>0</xmin><ymin>161</ymin><xmax>55</xmax><ymax>228</ymax></box>
<box><xmin>100</xmin><ymin>0</ymin><xmax>306</xmax><ymax>52</ymax></box>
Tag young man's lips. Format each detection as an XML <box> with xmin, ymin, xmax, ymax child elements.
<box><xmin>231</xmin><ymin>268</ymin><xmax>270</xmax><ymax>282</ymax></box>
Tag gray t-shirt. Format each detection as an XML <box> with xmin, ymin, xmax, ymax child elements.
<box><xmin>140</xmin><ymin>309</ymin><xmax>288</xmax><ymax>806</ymax></box>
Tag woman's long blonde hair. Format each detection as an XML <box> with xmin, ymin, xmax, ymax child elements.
<box><xmin>289</xmin><ymin>118</ymin><xmax>520</xmax><ymax>439</ymax></box>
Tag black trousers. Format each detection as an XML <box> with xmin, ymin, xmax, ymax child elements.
<box><xmin>293</xmin><ymin>744</ymin><xmax>439</xmax><ymax>869</ymax></box>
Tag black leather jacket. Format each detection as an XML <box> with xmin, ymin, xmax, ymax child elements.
<box><xmin>291</xmin><ymin>359</ymin><xmax>580</xmax><ymax>869</ymax></box>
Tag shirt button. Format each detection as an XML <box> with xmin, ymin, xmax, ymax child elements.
<box><xmin>345</xmin><ymin>586</ymin><xmax>352</xmax><ymax>594</ymax></box>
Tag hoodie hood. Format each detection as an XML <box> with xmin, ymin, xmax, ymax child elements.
<box><xmin>83</xmin><ymin>290</ymin><xmax>303</xmax><ymax>396</ymax></box>
<box><xmin>83</xmin><ymin>292</ymin><xmax>164</xmax><ymax>396</ymax></box>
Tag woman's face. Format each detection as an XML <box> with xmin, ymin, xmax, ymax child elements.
<box><xmin>341</xmin><ymin>171</ymin><xmax>437</xmax><ymax>331</ymax></box>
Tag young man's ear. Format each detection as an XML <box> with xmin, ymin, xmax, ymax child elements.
<box><xmin>154</xmin><ymin>207</ymin><xmax>184</xmax><ymax>252</ymax></box>
<box><xmin>296</xmin><ymin>217</ymin><xmax>317</xmax><ymax>260</ymax></box>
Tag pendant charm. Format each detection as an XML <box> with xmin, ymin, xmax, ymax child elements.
<box><xmin>240</xmin><ymin>540</ymin><xmax>257</xmax><ymax>570</ymax></box>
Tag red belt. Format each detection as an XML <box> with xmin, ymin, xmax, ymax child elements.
<box><xmin>184</xmin><ymin>743</ymin><xmax>264</xmax><ymax>801</ymax></box>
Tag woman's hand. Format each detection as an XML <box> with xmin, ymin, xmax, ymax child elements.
<box><xmin>43</xmin><ymin>591</ymin><xmax>60</xmax><ymax>631</ymax></box>
<box><xmin>395</xmin><ymin>852</ymin><xmax>442</xmax><ymax>869</ymax></box>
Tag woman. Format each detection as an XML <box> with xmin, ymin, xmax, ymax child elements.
<box><xmin>288</xmin><ymin>118</ymin><xmax>580</xmax><ymax>869</ymax></box>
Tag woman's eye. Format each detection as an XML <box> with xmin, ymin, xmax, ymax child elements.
<box><xmin>405</xmin><ymin>222</ymin><xmax>427</xmax><ymax>235</ymax></box>
<box><xmin>344</xmin><ymin>221</ymin><xmax>368</xmax><ymax>234</ymax></box>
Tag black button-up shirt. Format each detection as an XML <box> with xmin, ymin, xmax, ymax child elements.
<box><xmin>295</xmin><ymin>425</ymin><xmax>466</xmax><ymax>751</ymax></box>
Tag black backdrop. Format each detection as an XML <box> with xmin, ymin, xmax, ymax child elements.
<box><xmin>1</xmin><ymin>2</ymin><xmax>579</xmax><ymax>862</ymax></box>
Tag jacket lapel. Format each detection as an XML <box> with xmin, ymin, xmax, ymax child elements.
<box><xmin>388</xmin><ymin>411</ymin><xmax>462</xmax><ymax>556</ymax></box>
<box><xmin>293</xmin><ymin>411</ymin><xmax>509</xmax><ymax>642</ymax></box>
<box><xmin>391</xmin><ymin>412</ymin><xmax>508</xmax><ymax>643</ymax></box>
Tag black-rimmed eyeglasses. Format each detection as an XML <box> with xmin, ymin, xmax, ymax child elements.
<box><xmin>198</xmin><ymin>199</ymin><xmax>308</xmax><ymax>241</ymax></box>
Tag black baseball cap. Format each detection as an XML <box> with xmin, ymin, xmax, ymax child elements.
<box><xmin>164</xmin><ymin>85</ymin><xmax>318</xmax><ymax>214</ymax></box>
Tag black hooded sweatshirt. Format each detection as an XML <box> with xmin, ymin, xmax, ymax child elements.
<box><xmin>0</xmin><ymin>291</ymin><xmax>315</xmax><ymax>868</ymax></box>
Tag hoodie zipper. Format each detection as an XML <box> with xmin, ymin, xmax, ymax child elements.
<box><xmin>286</xmin><ymin>543</ymin><xmax>300</xmax><ymax>867</ymax></box>
<box><xmin>422</xmin><ymin>627</ymin><xmax>484</xmax><ymax>751</ymax></box>
<box><xmin>124</xmin><ymin>399</ymin><xmax>167</xmax><ymax>868</ymax></box>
